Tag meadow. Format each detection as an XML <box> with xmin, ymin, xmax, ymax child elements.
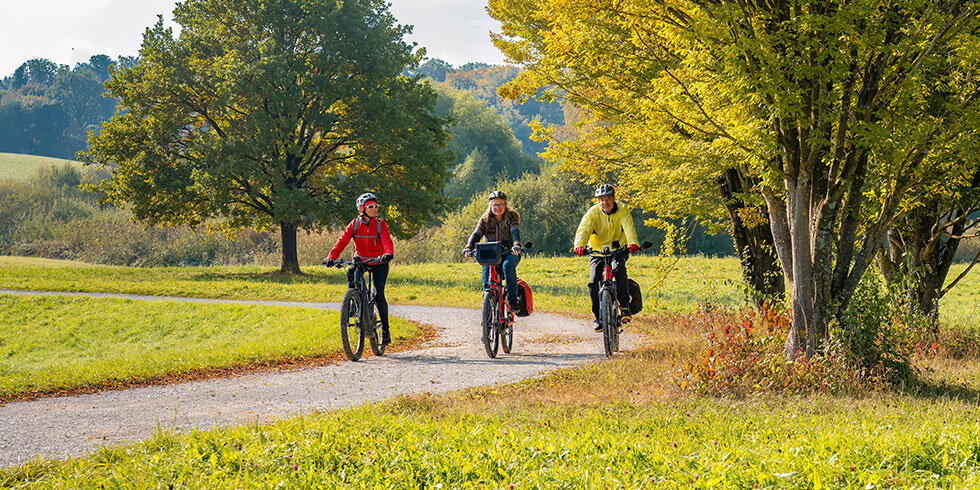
<box><xmin>5</xmin><ymin>324</ymin><xmax>980</xmax><ymax>488</ymax></box>
<box><xmin>0</xmin><ymin>254</ymin><xmax>786</xmax><ymax>314</ymax></box>
<box><xmin>0</xmin><ymin>293</ymin><xmax>417</xmax><ymax>400</ymax></box>
<box><xmin>0</xmin><ymin>153</ymin><xmax>83</xmax><ymax>181</ymax></box>
<box><xmin>3</xmin><ymin>255</ymin><xmax>980</xmax><ymax>487</ymax></box>
<box><xmin>2</xmin><ymin>254</ymin><xmax>976</xmax><ymax>324</ymax></box>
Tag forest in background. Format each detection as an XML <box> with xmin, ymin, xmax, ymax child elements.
<box><xmin>0</xmin><ymin>55</ymin><xmax>769</xmax><ymax>266</ymax></box>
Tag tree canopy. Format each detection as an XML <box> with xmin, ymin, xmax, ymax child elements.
<box><xmin>0</xmin><ymin>56</ymin><xmax>120</xmax><ymax>158</ymax></box>
<box><xmin>490</xmin><ymin>0</ymin><xmax>980</xmax><ymax>357</ymax></box>
<box><xmin>83</xmin><ymin>0</ymin><xmax>453</xmax><ymax>273</ymax></box>
<box><xmin>431</xmin><ymin>84</ymin><xmax>541</xmax><ymax>204</ymax></box>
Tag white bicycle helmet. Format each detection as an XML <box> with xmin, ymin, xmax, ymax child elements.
<box><xmin>356</xmin><ymin>192</ymin><xmax>378</xmax><ymax>210</ymax></box>
<box><xmin>594</xmin><ymin>184</ymin><xmax>615</xmax><ymax>197</ymax></box>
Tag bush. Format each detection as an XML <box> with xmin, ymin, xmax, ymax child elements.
<box><xmin>830</xmin><ymin>273</ymin><xmax>930</xmax><ymax>384</ymax></box>
<box><xmin>681</xmin><ymin>304</ymin><xmax>874</xmax><ymax>396</ymax></box>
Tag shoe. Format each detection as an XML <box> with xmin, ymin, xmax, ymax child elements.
<box><xmin>381</xmin><ymin>329</ymin><xmax>391</xmax><ymax>346</ymax></box>
<box><xmin>593</xmin><ymin>321</ymin><xmax>602</xmax><ymax>332</ymax></box>
<box><xmin>620</xmin><ymin>314</ymin><xmax>632</xmax><ymax>324</ymax></box>
<box><xmin>509</xmin><ymin>300</ymin><xmax>520</xmax><ymax>312</ymax></box>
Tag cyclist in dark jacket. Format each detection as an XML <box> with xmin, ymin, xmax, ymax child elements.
<box><xmin>463</xmin><ymin>190</ymin><xmax>523</xmax><ymax>310</ymax></box>
<box><xmin>324</xmin><ymin>192</ymin><xmax>395</xmax><ymax>345</ymax></box>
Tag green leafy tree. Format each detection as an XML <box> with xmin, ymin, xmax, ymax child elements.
<box><xmin>432</xmin><ymin>84</ymin><xmax>540</xmax><ymax>204</ymax></box>
<box><xmin>82</xmin><ymin>0</ymin><xmax>452</xmax><ymax>273</ymax></box>
<box><xmin>490</xmin><ymin>0</ymin><xmax>980</xmax><ymax>358</ymax></box>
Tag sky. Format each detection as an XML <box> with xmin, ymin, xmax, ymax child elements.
<box><xmin>0</xmin><ymin>0</ymin><xmax>508</xmax><ymax>77</ymax></box>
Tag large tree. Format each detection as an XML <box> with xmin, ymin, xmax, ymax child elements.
<box><xmin>490</xmin><ymin>0</ymin><xmax>980</xmax><ymax>358</ymax></box>
<box><xmin>83</xmin><ymin>0</ymin><xmax>452</xmax><ymax>273</ymax></box>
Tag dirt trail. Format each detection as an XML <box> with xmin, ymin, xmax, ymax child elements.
<box><xmin>0</xmin><ymin>289</ymin><xmax>637</xmax><ymax>467</ymax></box>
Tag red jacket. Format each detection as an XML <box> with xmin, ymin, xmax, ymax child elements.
<box><xmin>328</xmin><ymin>216</ymin><xmax>394</xmax><ymax>263</ymax></box>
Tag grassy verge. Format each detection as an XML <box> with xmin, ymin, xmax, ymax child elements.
<box><xmin>3</xmin><ymin>258</ymin><xmax>980</xmax><ymax>486</ymax></box>
<box><xmin>0</xmin><ymin>294</ymin><xmax>416</xmax><ymax>399</ymax></box>
<box><xmin>7</xmin><ymin>336</ymin><xmax>980</xmax><ymax>487</ymax></box>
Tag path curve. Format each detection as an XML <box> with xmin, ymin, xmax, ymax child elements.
<box><xmin>0</xmin><ymin>289</ymin><xmax>637</xmax><ymax>467</ymax></box>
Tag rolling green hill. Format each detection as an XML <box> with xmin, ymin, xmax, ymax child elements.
<box><xmin>0</xmin><ymin>152</ymin><xmax>84</xmax><ymax>181</ymax></box>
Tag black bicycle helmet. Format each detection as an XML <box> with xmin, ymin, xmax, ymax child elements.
<box><xmin>488</xmin><ymin>190</ymin><xmax>507</xmax><ymax>200</ymax></box>
<box><xmin>594</xmin><ymin>184</ymin><xmax>615</xmax><ymax>197</ymax></box>
<box><xmin>356</xmin><ymin>192</ymin><xmax>378</xmax><ymax>210</ymax></box>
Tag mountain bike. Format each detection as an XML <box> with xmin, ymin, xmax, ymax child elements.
<box><xmin>583</xmin><ymin>241</ymin><xmax>651</xmax><ymax>357</ymax></box>
<box><xmin>329</xmin><ymin>256</ymin><xmax>387</xmax><ymax>361</ymax></box>
<box><xmin>465</xmin><ymin>241</ymin><xmax>532</xmax><ymax>358</ymax></box>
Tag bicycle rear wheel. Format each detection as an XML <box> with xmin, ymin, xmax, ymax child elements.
<box><xmin>481</xmin><ymin>291</ymin><xmax>499</xmax><ymax>358</ymax></box>
<box><xmin>340</xmin><ymin>288</ymin><xmax>365</xmax><ymax>361</ymax></box>
<box><xmin>366</xmin><ymin>302</ymin><xmax>386</xmax><ymax>356</ymax></box>
<box><xmin>599</xmin><ymin>288</ymin><xmax>616</xmax><ymax>357</ymax></box>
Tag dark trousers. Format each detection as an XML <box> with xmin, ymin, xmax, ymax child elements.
<box><xmin>588</xmin><ymin>251</ymin><xmax>629</xmax><ymax>322</ymax></box>
<box><xmin>482</xmin><ymin>252</ymin><xmax>521</xmax><ymax>305</ymax></box>
<box><xmin>349</xmin><ymin>262</ymin><xmax>390</xmax><ymax>332</ymax></box>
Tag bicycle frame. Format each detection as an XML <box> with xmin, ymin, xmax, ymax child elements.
<box><xmin>485</xmin><ymin>264</ymin><xmax>513</xmax><ymax>321</ymax></box>
<box><xmin>593</xmin><ymin>245</ymin><xmax>626</xmax><ymax>306</ymax></box>
<box><xmin>333</xmin><ymin>255</ymin><xmax>386</xmax><ymax>360</ymax></box>
<box><xmin>584</xmin><ymin>245</ymin><xmax>629</xmax><ymax>357</ymax></box>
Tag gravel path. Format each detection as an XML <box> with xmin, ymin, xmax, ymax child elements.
<box><xmin>0</xmin><ymin>289</ymin><xmax>636</xmax><ymax>467</ymax></box>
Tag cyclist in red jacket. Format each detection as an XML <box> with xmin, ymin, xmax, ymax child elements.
<box><xmin>323</xmin><ymin>192</ymin><xmax>395</xmax><ymax>345</ymax></box>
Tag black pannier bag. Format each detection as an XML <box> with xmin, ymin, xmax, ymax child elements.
<box><xmin>628</xmin><ymin>279</ymin><xmax>643</xmax><ymax>315</ymax></box>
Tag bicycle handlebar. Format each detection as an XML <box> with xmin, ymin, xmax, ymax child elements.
<box><xmin>575</xmin><ymin>240</ymin><xmax>654</xmax><ymax>257</ymax></box>
<box><xmin>328</xmin><ymin>256</ymin><xmax>386</xmax><ymax>268</ymax></box>
<box><xmin>462</xmin><ymin>241</ymin><xmax>533</xmax><ymax>259</ymax></box>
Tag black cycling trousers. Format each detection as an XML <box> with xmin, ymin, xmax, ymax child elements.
<box><xmin>350</xmin><ymin>262</ymin><xmax>390</xmax><ymax>332</ymax></box>
<box><xmin>587</xmin><ymin>251</ymin><xmax>630</xmax><ymax>322</ymax></box>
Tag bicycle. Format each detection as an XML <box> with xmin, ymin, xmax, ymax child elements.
<box><xmin>582</xmin><ymin>241</ymin><xmax>651</xmax><ymax>357</ymax></box>
<box><xmin>464</xmin><ymin>241</ymin><xmax>532</xmax><ymax>358</ymax></box>
<box><xmin>328</xmin><ymin>256</ymin><xmax>387</xmax><ymax>361</ymax></box>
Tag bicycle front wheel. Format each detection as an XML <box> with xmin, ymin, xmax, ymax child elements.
<box><xmin>366</xmin><ymin>302</ymin><xmax>386</xmax><ymax>356</ymax></box>
<box><xmin>340</xmin><ymin>288</ymin><xmax>365</xmax><ymax>361</ymax></box>
<box><xmin>501</xmin><ymin>303</ymin><xmax>514</xmax><ymax>354</ymax></box>
<box><xmin>481</xmin><ymin>291</ymin><xmax>499</xmax><ymax>358</ymax></box>
<box><xmin>501</xmin><ymin>320</ymin><xmax>514</xmax><ymax>354</ymax></box>
<box><xmin>599</xmin><ymin>288</ymin><xmax>616</xmax><ymax>357</ymax></box>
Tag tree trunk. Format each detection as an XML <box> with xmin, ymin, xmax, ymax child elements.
<box><xmin>718</xmin><ymin>168</ymin><xmax>785</xmax><ymax>308</ymax></box>
<box><xmin>280</xmin><ymin>222</ymin><xmax>301</xmax><ymax>274</ymax></box>
<box><xmin>877</xmin><ymin>203</ymin><xmax>977</xmax><ymax>327</ymax></box>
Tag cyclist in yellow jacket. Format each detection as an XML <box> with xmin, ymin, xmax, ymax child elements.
<box><xmin>573</xmin><ymin>184</ymin><xmax>640</xmax><ymax>331</ymax></box>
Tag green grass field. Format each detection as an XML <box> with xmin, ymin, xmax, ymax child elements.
<box><xmin>0</xmin><ymin>294</ymin><xmax>415</xmax><ymax>399</ymax></box>
<box><xmin>6</xmin><ymin>353</ymin><xmax>980</xmax><ymax>488</ymax></box>
<box><xmin>0</xmin><ymin>153</ymin><xmax>84</xmax><ymax>181</ymax></box>
<box><xmin>3</xmin><ymin>255</ymin><xmax>980</xmax><ymax>486</ymax></box>
<box><xmin>2</xmin><ymin>254</ymin><xmax>976</xmax><ymax>324</ymax></box>
<box><xmin>0</xmin><ymin>255</ymin><xmax>765</xmax><ymax>316</ymax></box>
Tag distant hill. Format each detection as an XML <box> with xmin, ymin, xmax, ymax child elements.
<box><xmin>0</xmin><ymin>152</ymin><xmax>83</xmax><ymax>181</ymax></box>
<box><xmin>407</xmin><ymin>59</ymin><xmax>566</xmax><ymax>157</ymax></box>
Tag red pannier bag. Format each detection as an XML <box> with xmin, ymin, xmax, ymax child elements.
<box><xmin>516</xmin><ymin>279</ymin><xmax>533</xmax><ymax>317</ymax></box>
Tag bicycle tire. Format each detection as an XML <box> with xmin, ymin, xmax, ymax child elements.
<box><xmin>481</xmin><ymin>291</ymin><xmax>499</xmax><ymax>358</ymax></box>
<box><xmin>366</xmin><ymin>302</ymin><xmax>386</xmax><ymax>356</ymax></box>
<box><xmin>599</xmin><ymin>288</ymin><xmax>616</xmax><ymax>357</ymax></box>
<box><xmin>501</xmin><ymin>310</ymin><xmax>514</xmax><ymax>354</ymax></box>
<box><xmin>340</xmin><ymin>288</ymin><xmax>365</xmax><ymax>361</ymax></box>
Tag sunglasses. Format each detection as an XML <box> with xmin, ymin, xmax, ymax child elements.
<box><xmin>364</xmin><ymin>204</ymin><xmax>378</xmax><ymax>209</ymax></box>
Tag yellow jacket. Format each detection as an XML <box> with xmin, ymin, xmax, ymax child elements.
<box><xmin>573</xmin><ymin>202</ymin><xmax>639</xmax><ymax>253</ymax></box>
